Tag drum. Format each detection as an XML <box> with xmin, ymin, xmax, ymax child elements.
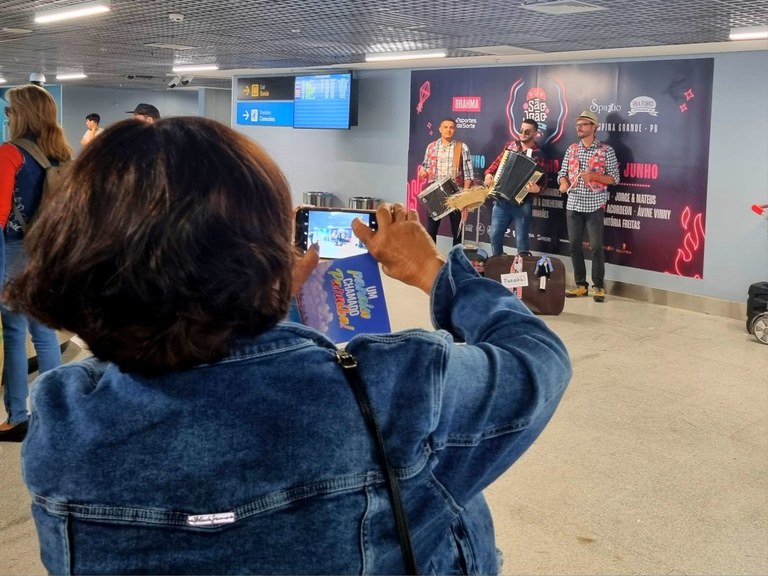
<box><xmin>418</xmin><ymin>177</ymin><xmax>460</xmax><ymax>220</ymax></box>
<box><xmin>491</xmin><ymin>152</ymin><xmax>537</xmax><ymax>204</ymax></box>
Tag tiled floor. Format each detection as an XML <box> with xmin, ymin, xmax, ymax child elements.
<box><xmin>1</xmin><ymin>273</ymin><xmax>766</xmax><ymax>575</ymax></box>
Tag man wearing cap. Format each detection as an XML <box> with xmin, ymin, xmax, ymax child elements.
<box><xmin>557</xmin><ymin>110</ymin><xmax>620</xmax><ymax>302</ymax></box>
<box><xmin>127</xmin><ymin>103</ymin><xmax>161</xmax><ymax>123</ymax></box>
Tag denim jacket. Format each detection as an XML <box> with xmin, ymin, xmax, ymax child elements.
<box><xmin>0</xmin><ymin>140</ymin><xmax>49</xmax><ymax>242</ymax></box>
<box><xmin>22</xmin><ymin>247</ymin><xmax>571</xmax><ymax>575</ymax></box>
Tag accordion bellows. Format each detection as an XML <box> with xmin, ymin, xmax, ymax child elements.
<box><xmin>490</xmin><ymin>151</ymin><xmax>537</xmax><ymax>203</ymax></box>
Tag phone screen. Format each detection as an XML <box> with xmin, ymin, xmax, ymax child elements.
<box><xmin>295</xmin><ymin>208</ymin><xmax>377</xmax><ymax>259</ymax></box>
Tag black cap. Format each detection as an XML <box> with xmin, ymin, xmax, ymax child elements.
<box><xmin>126</xmin><ymin>103</ymin><xmax>160</xmax><ymax>119</ymax></box>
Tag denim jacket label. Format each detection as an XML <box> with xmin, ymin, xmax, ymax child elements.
<box><xmin>187</xmin><ymin>511</ymin><xmax>236</xmax><ymax>526</ymax></box>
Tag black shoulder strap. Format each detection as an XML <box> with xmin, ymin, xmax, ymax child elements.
<box><xmin>11</xmin><ymin>138</ymin><xmax>53</xmax><ymax>170</ymax></box>
<box><xmin>335</xmin><ymin>350</ymin><xmax>418</xmax><ymax>575</ymax></box>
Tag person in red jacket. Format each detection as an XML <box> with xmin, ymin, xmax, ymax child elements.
<box><xmin>0</xmin><ymin>85</ymin><xmax>72</xmax><ymax>442</ymax></box>
<box><xmin>484</xmin><ymin>118</ymin><xmax>547</xmax><ymax>256</ymax></box>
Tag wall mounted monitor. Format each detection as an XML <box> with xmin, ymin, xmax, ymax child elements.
<box><xmin>293</xmin><ymin>72</ymin><xmax>358</xmax><ymax>130</ymax></box>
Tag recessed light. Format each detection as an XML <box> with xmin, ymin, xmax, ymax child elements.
<box><xmin>145</xmin><ymin>42</ymin><xmax>197</xmax><ymax>50</ymax></box>
<box><xmin>365</xmin><ymin>49</ymin><xmax>447</xmax><ymax>62</ymax></box>
<box><xmin>520</xmin><ymin>0</ymin><xmax>605</xmax><ymax>15</ymax></box>
<box><xmin>172</xmin><ymin>64</ymin><xmax>220</xmax><ymax>72</ymax></box>
<box><xmin>34</xmin><ymin>0</ymin><xmax>110</xmax><ymax>24</ymax></box>
<box><xmin>56</xmin><ymin>72</ymin><xmax>87</xmax><ymax>80</ymax></box>
<box><xmin>1</xmin><ymin>27</ymin><xmax>32</xmax><ymax>34</ymax></box>
<box><xmin>729</xmin><ymin>25</ymin><xmax>768</xmax><ymax>41</ymax></box>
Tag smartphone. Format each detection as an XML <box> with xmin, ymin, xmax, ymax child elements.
<box><xmin>295</xmin><ymin>207</ymin><xmax>378</xmax><ymax>259</ymax></box>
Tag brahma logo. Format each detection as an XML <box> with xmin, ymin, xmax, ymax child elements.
<box><xmin>628</xmin><ymin>96</ymin><xmax>658</xmax><ymax>117</ymax></box>
<box><xmin>452</xmin><ymin>96</ymin><xmax>482</xmax><ymax>113</ymax></box>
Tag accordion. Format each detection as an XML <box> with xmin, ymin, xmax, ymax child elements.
<box><xmin>489</xmin><ymin>150</ymin><xmax>537</xmax><ymax>204</ymax></box>
<box><xmin>418</xmin><ymin>177</ymin><xmax>460</xmax><ymax>221</ymax></box>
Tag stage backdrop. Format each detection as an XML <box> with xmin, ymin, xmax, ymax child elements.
<box><xmin>407</xmin><ymin>59</ymin><xmax>714</xmax><ymax>278</ymax></box>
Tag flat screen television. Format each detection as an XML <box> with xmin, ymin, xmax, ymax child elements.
<box><xmin>293</xmin><ymin>72</ymin><xmax>358</xmax><ymax>129</ymax></box>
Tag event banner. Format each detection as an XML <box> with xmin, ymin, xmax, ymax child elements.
<box><xmin>407</xmin><ymin>59</ymin><xmax>713</xmax><ymax>278</ymax></box>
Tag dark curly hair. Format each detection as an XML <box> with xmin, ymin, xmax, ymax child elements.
<box><xmin>5</xmin><ymin>117</ymin><xmax>295</xmax><ymax>374</ymax></box>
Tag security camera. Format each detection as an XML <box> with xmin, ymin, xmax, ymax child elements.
<box><xmin>29</xmin><ymin>72</ymin><xmax>46</xmax><ymax>86</ymax></box>
<box><xmin>180</xmin><ymin>75</ymin><xmax>193</xmax><ymax>87</ymax></box>
<box><xmin>168</xmin><ymin>75</ymin><xmax>182</xmax><ymax>88</ymax></box>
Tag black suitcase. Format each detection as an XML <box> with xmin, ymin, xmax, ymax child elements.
<box><xmin>485</xmin><ymin>254</ymin><xmax>566</xmax><ymax>315</ymax></box>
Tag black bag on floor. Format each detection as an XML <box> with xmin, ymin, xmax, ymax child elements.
<box><xmin>746</xmin><ymin>282</ymin><xmax>768</xmax><ymax>333</ymax></box>
<box><xmin>485</xmin><ymin>254</ymin><xmax>566</xmax><ymax>315</ymax></box>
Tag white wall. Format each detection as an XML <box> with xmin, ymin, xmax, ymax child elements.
<box><xmin>199</xmin><ymin>88</ymin><xmax>232</xmax><ymax>125</ymax></box>
<box><xmin>61</xmin><ymin>86</ymin><xmax>199</xmax><ymax>154</ymax></box>
<box><xmin>233</xmin><ymin>70</ymin><xmax>411</xmax><ymax>208</ymax></box>
<box><xmin>231</xmin><ymin>52</ymin><xmax>768</xmax><ymax>304</ymax></box>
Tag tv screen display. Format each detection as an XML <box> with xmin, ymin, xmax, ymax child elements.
<box><xmin>293</xmin><ymin>73</ymin><xmax>356</xmax><ymax>129</ymax></box>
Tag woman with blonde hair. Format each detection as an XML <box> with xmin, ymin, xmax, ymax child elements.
<box><xmin>0</xmin><ymin>84</ymin><xmax>72</xmax><ymax>441</ymax></box>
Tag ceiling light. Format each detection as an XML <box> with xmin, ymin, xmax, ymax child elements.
<box><xmin>729</xmin><ymin>25</ymin><xmax>768</xmax><ymax>41</ymax></box>
<box><xmin>520</xmin><ymin>0</ymin><xmax>605</xmax><ymax>15</ymax></box>
<box><xmin>145</xmin><ymin>42</ymin><xmax>197</xmax><ymax>50</ymax></box>
<box><xmin>56</xmin><ymin>72</ymin><xmax>87</xmax><ymax>80</ymax></box>
<box><xmin>34</xmin><ymin>0</ymin><xmax>111</xmax><ymax>24</ymax></box>
<box><xmin>0</xmin><ymin>77</ymin><xmax>6</xmax><ymax>84</ymax></box>
<box><xmin>172</xmin><ymin>64</ymin><xmax>219</xmax><ymax>72</ymax></box>
<box><xmin>365</xmin><ymin>49</ymin><xmax>447</xmax><ymax>62</ymax></box>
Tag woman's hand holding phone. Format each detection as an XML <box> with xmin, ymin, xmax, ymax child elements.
<box><xmin>291</xmin><ymin>243</ymin><xmax>320</xmax><ymax>295</ymax></box>
<box><xmin>352</xmin><ymin>203</ymin><xmax>445</xmax><ymax>295</ymax></box>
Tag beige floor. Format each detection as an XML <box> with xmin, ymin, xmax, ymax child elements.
<box><xmin>1</xmin><ymin>276</ymin><xmax>767</xmax><ymax>575</ymax></box>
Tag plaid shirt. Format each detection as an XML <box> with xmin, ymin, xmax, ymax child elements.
<box><xmin>422</xmin><ymin>139</ymin><xmax>474</xmax><ymax>187</ymax></box>
<box><xmin>557</xmin><ymin>139</ymin><xmax>619</xmax><ymax>213</ymax></box>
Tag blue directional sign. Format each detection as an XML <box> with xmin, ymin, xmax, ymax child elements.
<box><xmin>236</xmin><ymin>101</ymin><xmax>293</xmax><ymax>127</ymax></box>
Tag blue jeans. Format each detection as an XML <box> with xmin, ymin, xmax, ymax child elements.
<box><xmin>565</xmin><ymin>209</ymin><xmax>605</xmax><ymax>289</ymax></box>
<box><xmin>2</xmin><ymin>240</ymin><xmax>62</xmax><ymax>424</ymax></box>
<box><xmin>490</xmin><ymin>199</ymin><xmax>532</xmax><ymax>256</ymax></box>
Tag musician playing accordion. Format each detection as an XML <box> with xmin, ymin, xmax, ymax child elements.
<box><xmin>484</xmin><ymin>118</ymin><xmax>548</xmax><ymax>257</ymax></box>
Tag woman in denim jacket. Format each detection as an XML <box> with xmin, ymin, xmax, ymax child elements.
<box><xmin>9</xmin><ymin>117</ymin><xmax>571</xmax><ymax>575</ymax></box>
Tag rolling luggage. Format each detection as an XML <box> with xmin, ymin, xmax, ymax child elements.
<box><xmin>746</xmin><ymin>281</ymin><xmax>768</xmax><ymax>337</ymax></box>
<box><xmin>485</xmin><ymin>254</ymin><xmax>566</xmax><ymax>315</ymax></box>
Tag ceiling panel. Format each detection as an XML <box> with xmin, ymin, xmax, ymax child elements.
<box><xmin>0</xmin><ymin>0</ymin><xmax>765</xmax><ymax>90</ymax></box>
